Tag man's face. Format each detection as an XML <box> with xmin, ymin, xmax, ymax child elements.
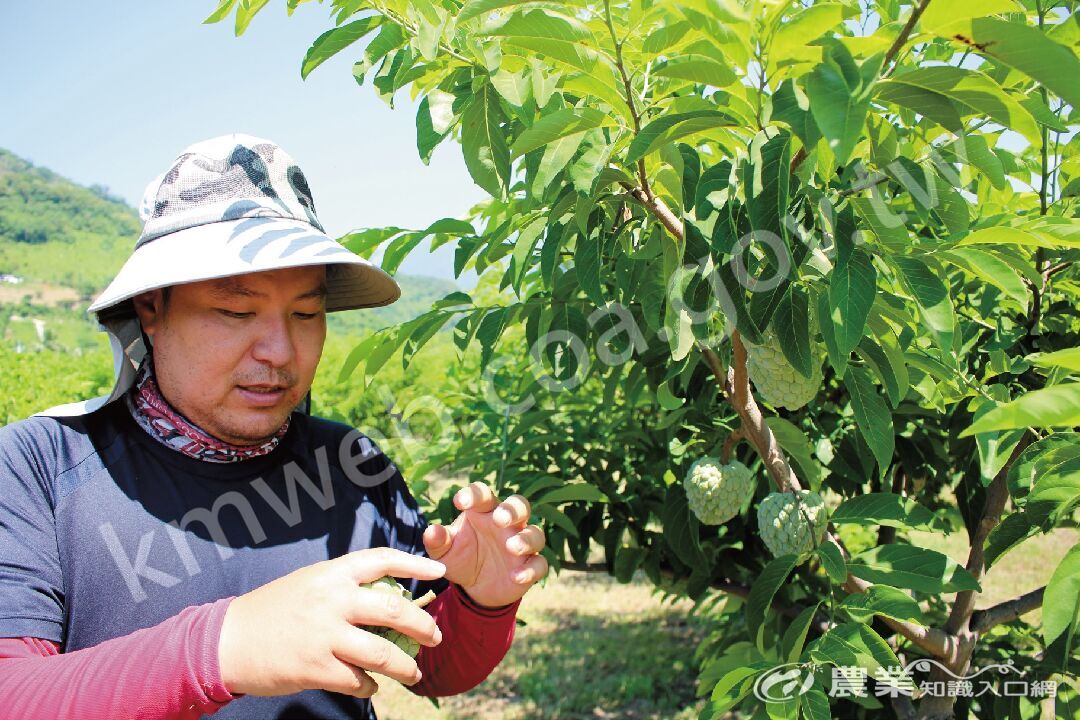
<box><xmin>133</xmin><ymin>266</ymin><xmax>328</xmax><ymax>445</ymax></box>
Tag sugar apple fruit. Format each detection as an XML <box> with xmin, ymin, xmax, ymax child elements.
<box><xmin>757</xmin><ymin>490</ymin><xmax>828</xmax><ymax>561</ymax></box>
<box><xmin>361</xmin><ymin>576</ymin><xmax>436</xmax><ymax>658</ymax></box>
<box><xmin>683</xmin><ymin>457</ymin><xmax>755</xmax><ymax>525</ymax></box>
<box><xmin>744</xmin><ymin>329</ymin><xmax>824</xmax><ymax>410</ymax></box>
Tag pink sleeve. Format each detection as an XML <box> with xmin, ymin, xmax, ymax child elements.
<box><xmin>0</xmin><ymin>637</ymin><xmax>61</xmax><ymax>659</ymax></box>
<box><xmin>409</xmin><ymin>583</ymin><xmax>521</xmax><ymax>697</ymax></box>
<box><xmin>0</xmin><ymin>597</ymin><xmax>238</xmax><ymax>720</ymax></box>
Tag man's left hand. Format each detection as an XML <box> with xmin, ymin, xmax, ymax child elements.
<box><xmin>422</xmin><ymin>482</ymin><xmax>548</xmax><ymax>609</ymax></box>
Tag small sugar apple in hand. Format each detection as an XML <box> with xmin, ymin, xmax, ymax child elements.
<box><xmin>744</xmin><ymin>329</ymin><xmax>824</xmax><ymax>410</ymax></box>
<box><xmin>360</xmin><ymin>576</ymin><xmax>437</xmax><ymax>659</ymax></box>
<box><xmin>757</xmin><ymin>490</ymin><xmax>828</xmax><ymax>561</ymax></box>
<box><xmin>683</xmin><ymin>457</ymin><xmax>755</xmax><ymax>525</ymax></box>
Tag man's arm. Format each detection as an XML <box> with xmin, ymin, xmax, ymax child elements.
<box><xmin>0</xmin><ymin>598</ymin><xmax>236</xmax><ymax>720</ymax></box>
<box><xmin>410</xmin><ymin>582</ymin><xmax>521</xmax><ymax>697</ymax></box>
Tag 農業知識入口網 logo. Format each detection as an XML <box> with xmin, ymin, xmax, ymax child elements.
<box><xmin>753</xmin><ymin>664</ymin><xmax>817</xmax><ymax>702</ymax></box>
<box><xmin>752</xmin><ymin>658</ymin><xmax>1063</xmax><ymax>703</ymax></box>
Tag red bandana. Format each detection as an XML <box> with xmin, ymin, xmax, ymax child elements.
<box><xmin>126</xmin><ymin>361</ymin><xmax>289</xmax><ymax>463</ymax></box>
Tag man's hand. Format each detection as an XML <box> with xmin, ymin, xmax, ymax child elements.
<box><xmin>217</xmin><ymin>548</ymin><xmax>445</xmax><ymax>698</ymax></box>
<box><xmin>422</xmin><ymin>482</ymin><xmax>549</xmax><ymax>609</ymax></box>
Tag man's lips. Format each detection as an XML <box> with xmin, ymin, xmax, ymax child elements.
<box><xmin>236</xmin><ymin>384</ymin><xmax>289</xmax><ymax>407</ymax></box>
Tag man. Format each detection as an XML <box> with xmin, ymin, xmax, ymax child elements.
<box><xmin>0</xmin><ymin>135</ymin><xmax>548</xmax><ymax>719</ymax></box>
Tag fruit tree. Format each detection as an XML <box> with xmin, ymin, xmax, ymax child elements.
<box><xmin>207</xmin><ymin>0</ymin><xmax>1080</xmax><ymax>717</ymax></box>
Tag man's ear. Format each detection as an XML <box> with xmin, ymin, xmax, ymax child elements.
<box><xmin>131</xmin><ymin>289</ymin><xmax>165</xmax><ymax>338</ymax></box>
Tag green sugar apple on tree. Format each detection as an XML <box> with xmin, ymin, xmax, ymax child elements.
<box><xmin>683</xmin><ymin>457</ymin><xmax>756</xmax><ymax>525</ymax></box>
<box><xmin>757</xmin><ymin>490</ymin><xmax>828</xmax><ymax>561</ymax></box>
<box><xmin>744</xmin><ymin>329</ymin><xmax>824</xmax><ymax>410</ymax></box>
<box><xmin>360</xmin><ymin>576</ymin><xmax>437</xmax><ymax>659</ymax></box>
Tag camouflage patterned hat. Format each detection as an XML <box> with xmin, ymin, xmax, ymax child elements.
<box><xmin>43</xmin><ymin>134</ymin><xmax>400</xmax><ymax>417</ymax></box>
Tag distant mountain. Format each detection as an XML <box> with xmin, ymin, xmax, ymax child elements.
<box><xmin>0</xmin><ymin>147</ymin><xmax>457</xmax><ymax>350</ymax></box>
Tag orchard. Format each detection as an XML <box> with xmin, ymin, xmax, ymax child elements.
<box><xmin>209</xmin><ymin>1</ymin><xmax>1079</xmax><ymax>717</ymax></box>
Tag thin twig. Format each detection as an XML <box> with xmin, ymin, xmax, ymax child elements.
<box><xmin>720</xmin><ymin>427</ymin><xmax>746</xmax><ymax>463</ymax></box>
<box><xmin>881</xmin><ymin>0</ymin><xmax>934</xmax><ymax>76</ymax></box>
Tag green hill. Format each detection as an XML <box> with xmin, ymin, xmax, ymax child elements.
<box><xmin>0</xmin><ymin>147</ymin><xmax>457</xmax><ymax>351</ymax></box>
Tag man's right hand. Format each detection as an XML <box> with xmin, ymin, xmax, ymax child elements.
<box><xmin>217</xmin><ymin>548</ymin><xmax>446</xmax><ymax>698</ymax></box>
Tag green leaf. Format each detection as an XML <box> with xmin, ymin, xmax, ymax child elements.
<box><xmin>781</xmin><ymin>602</ymin><xmax>823</xmax><ymax>664</ymax></box>
<box><xmin>807</xmin><ymin>631</ymin><xmax>862</xmax><ymax>667</ymax></box>
<box><xmin>817</xmin><ymin>542</ymin><xmax>847</xmax><ymax>584</ymax></box>
<box><xmin>773</xmin><ymin>285</ymin><xmax>813</xmax><ymax>378</ymax></box>
<box><xmin>959</xmin><ymin>16</ymin><xmax>1080</xmax><ymax>109</ymax></box>
<box><xmin>416</xmin><ymin>90</ymin><xmax>456</xmax><ymax>164</ymax></box>
<box><xmin>626</xmin><ymin>111</ymin><xmax>738</xmax><ymax>164</ymax></box>
<box><xmin>491</xmin><ymin>68</ymin><xmax>532</xmax><ymax>106</ymax></box>
<box><xmin>301</xmin><ymin>16</ymin><xmax>382</xmax><ymax>79</ymax></box>
<box><xmin>747</xmin><ymin>554</ymin><xmax>799</xmax><ymax>647</ymax></box>
<box><xmin>956</xmin><ymin>133</ymin><xmax>1006</xmax><ymax>189</ymax></box>
<box><xmin>801</xmin><ymin>685</ymin><xmax>831</xmax><ymax>720</ymax></box>
<box><xmin>663</xmin><ymin>484</ymin><xmax>707</xmax><ymax>567</ymax></box>
<box><xmin>575</xmin><ymin>233</ymin><xmax>604</xmax><ymax>305</ymax></box>
<box><xmin>806</xmin><ymin>54</ymin><xmax>869</xmax><ymax>165</ymax></box>
<box><xmin>841</xmin><ymin>585</ymin><xmax>926</xmax><ymax>625</ymax></box>
<box><xmin>767</xmin><ymin>417</ymin><xmax>822</xmax><ymax>489</ymax></box>
<box><xmin>957</xmin><ymin>225</ymin><xmax>1080</xmax><ymax>250</ymax></box>
<box><xmin>940</xmin><ymin>248</ymin><xmax>1028</xmax><ymax>306</ymax></box>
<box><xmin>1008</xmin><ymin>434</ymin><xmax>1080</xmax><ymax>504</ymax></box>
<box><xmin>831</xmin><ymin>493</ymin><xmax>937</xmax><ymax>531</ymax></box>
<box><xmin>510</xmin><ymin>107</ymin><xmax>610</xmax><ymax>158</ymax></box>
<box><xmin>204</xmin><ymin>0</ymin><xmax>238</xmax><ymax>24</ymax></box>
<box><xmin>458</xmin><ymin>0</ymin><xmax>540</xmax><ymax>24</ymax></box>
<box><xmin>1031</xmin><ymin>348</ymin><xmax>1080</xmax><ymax>373</ymax></box>
<box><xmin>848</xmin><ymin>545</ymin><xmax>982</xmax><ymax>593</ymax></box>
<box><xmin>962</xmin><ymin>384</ymin><xmax>1080</xmax><ymax>436</ymax></box>
<box><xmin>877</xmin><ymin>66</ymin><xmax>1040</xmax><ymax>145</ymax></box>
<box><xmin>483</xmin><ymin>10</ymin><xmax>611</xmax><ymax>77</ymax></box>
<box><xmin>891</xmin><ymin>256</ymin><xmax>955</xmax><ymax>353</ymax></box>
<box><xmin>743</xmin><ymin>128</ymin><xmax>793</xmax><ymax>243</ymax></box>
<box><xmin>1043</xmin><ymin>544</ymin><xmax>1080</xmax><ymax>647</ymax></box>
<box><xmin>831</xmin><ymin>622</ymin><xmax>900</xmax><ymax>673</ymax></box>
<box><xmin>772</xmin><ymin>4</ymin><xmax>847</xmax><ymax>58</ymax></box>
<box><xmin>985</xmin><ymin>511</ymin><xmax>1036</xmax><ymax>568</ymax></box>
<box><xmin>653</xmin><ymin>55</ymin><xmax>737</xmax><ymax>88</ymax></box>
<box><xmin>830</xmin><ymin>246</ymin><xmax>876</xmax><ymax>356</ymax></box>
<box><xmin>474</xmin><ymin>306</ymin><xmax>509</xmax><ymax>372</ymax></box>
<box><xmin>535</xmin><ymin>483</ymin><xmax>608</xmax><ymax>505</ymax></box>
<box><xmin>843</xmin><ymin>366</ymin><xmax>894</xmax><ymax>478</ymax></box>
<box><xmin>919</xmin><ymin>0</ymin><xmax>1019</xmax><ymax>35</ymax></box>
<box><xmin>856</xmin><ymin>337</ymin><xmax>907</xmax><ymax>408</ymax></box>
<box><xmin>613</xmin><ymin>545</ymin><xmax>646</xmax><ymax>583</ymax></box>
<box><xmin>816</xmin><ymin>284</ymin><xmax>848</xmax><ymax>376</ymax></box>
<box><xmin>711</xmin><ymin>662</ymin><xmax>774</xmax><ymax>714</ymax></box>
<box><xmin>1026</xmin><ymin>464</ymin><xmax>1080</xmax><ymax>530</ymax></box>
<box><xmin>875</xmin><ymin>82</ymin><xmax>964</xmax><ymax>133</ymax></box>
<box><xmin>233</xmin><ymin>0</ymin><xmax>270</xmax><ymax>36</ymax></box>
<box><xmin>461</xmin><ymin>83</ymin><xmax>511</xmax><ymax>198</ymax></box>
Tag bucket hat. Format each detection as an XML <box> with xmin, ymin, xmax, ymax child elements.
<box><xmin>40</xmin><ymin>133</ymin><xmax>400</xmax><ymax>417</ymax></box>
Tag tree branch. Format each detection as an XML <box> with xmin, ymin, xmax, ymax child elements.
<box><xmin>971</xmin><ymin>587</ymin><xmax>1046</xmax><ymax>634</ymax></box>
<box><xmin>881</xmin><ymin>0</ymin><xmax>934</xmax><ymax>75</ymax></box>
<box><xmin>945</xmin><ymin>436</ymin><xmax>1033</xmax><ymax>639</ymax></box>
<box><xmin>721</xmin><ymin>426</ymin><xmax>746</xmax><ymax>463</ymax></box>
<box><xmin>700</xmin><ymin>336</ymin><xmax>801</xmax><ymax>492</ymax></box>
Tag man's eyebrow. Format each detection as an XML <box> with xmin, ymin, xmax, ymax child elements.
<box><xmin>208</xmin><ymin>280</ymin><xmax>265</xmax><ymax>299</ymax></box>
<box><xmin>297</xmin><ymin>283</ymin><xmax>328</xmax><ymax>301</ymax></box>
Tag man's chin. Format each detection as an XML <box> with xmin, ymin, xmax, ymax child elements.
<box><xmin>214</xmin><ymin>408</ymin><xmax>292</xmax><ymax>446</ymax></box>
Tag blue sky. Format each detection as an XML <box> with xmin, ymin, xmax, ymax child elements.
<box><xmin>0</xmin><ymin>2</ymin><xmax>486</xmax><ymax>284</ymax></box>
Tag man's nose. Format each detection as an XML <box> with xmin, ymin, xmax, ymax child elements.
<box><xmin>251</xmin><ymin>315</ymin><xmax>295</xmax><ymax>368</ymax></box>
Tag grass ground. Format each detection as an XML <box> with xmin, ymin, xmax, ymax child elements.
<box><xmin>371</xmin><ymin>567</ymin><xmax>708</xmax><ymax>720</ymax></box>
<box><xmin>368</xmin><ymin>524</ymin><xmax>1076</xmax><ymax>720</ymax></box>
